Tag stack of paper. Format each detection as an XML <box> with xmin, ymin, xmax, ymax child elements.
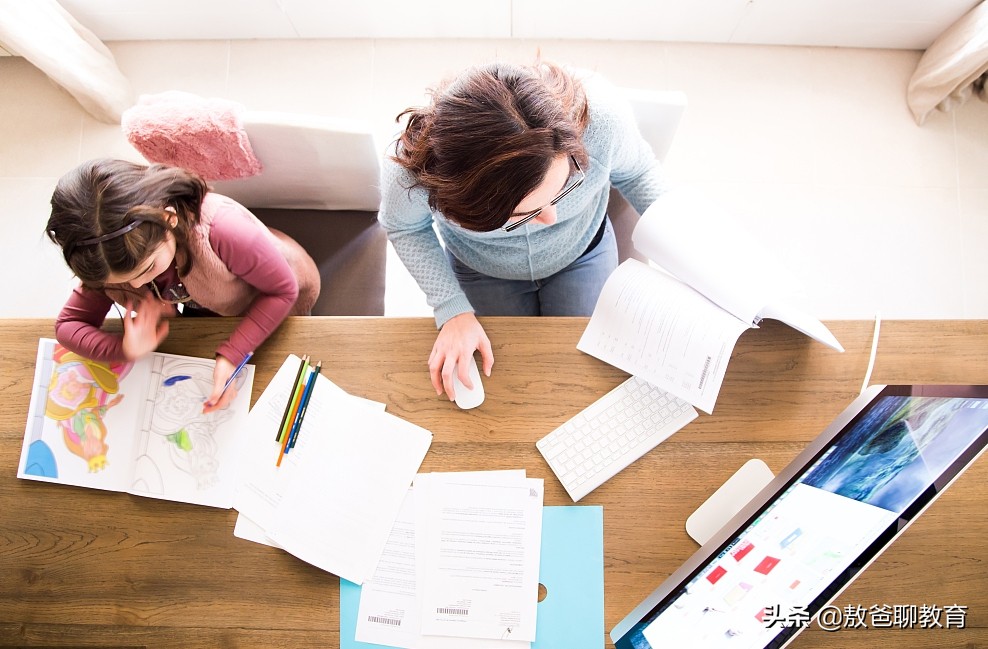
<box><xmin>343</xmin><ymin>505</ymin><xmax>604</xmax><ymax>649</ymax></box>
<box><xmin>232</xmin><ymin>354</ymin><xmax>433</xmax><ymax>585</ymax></box>
<box><xmin>353</xmin><ymin>471</ymin><xmax>545</xmax><ymax>648</ymax></box>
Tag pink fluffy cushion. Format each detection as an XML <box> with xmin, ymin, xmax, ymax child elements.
<box><xmin>122</xmin><ymin>91</ymin><xmax>262</xmax><ymax>180</ymax></box>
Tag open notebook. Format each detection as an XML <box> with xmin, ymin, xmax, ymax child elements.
<box><xmin>579</xmin><ymin>188</ymin><xmax>842</xmax><ymax>413</ymax></box>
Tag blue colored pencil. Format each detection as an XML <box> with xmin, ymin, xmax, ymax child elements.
<box><xmin>205</xmin><ymin>351</ymin><xmax>253</xmax><ymax>410</ymax></box>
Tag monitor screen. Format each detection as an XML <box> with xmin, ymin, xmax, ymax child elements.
<box><xmin>612</xmin><ymin>385</ymin><xmax>988</xmax><ymax>649</ymax></box>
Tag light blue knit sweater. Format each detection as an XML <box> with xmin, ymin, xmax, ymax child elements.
<box><xmin>378</xmin><ymin>74</ymin><xmax>668</xmax><ymax>328</ymax></box>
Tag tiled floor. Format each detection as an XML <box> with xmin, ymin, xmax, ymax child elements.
<box><xmin>1</xmin><ymin>38</ymin><xmax>986</xmax><ymax>319</ymax></box>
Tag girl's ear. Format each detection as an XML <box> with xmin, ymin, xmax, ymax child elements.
<box><xmin>164</xmin><ymin>206</ymin><xmax>178</xmax><ymax>228</ymax></box>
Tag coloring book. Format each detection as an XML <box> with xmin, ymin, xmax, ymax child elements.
<box><xmin>17</xmin><ymin>338</ymin><xmax>254</xmax><ymax>508</ymax></box>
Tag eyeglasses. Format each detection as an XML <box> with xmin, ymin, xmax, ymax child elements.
<box><xmin>502</xmin><ymin>157</ymin><xmax>585</xmax><ymax>233</ymax></box>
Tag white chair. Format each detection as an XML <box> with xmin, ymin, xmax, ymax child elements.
<box><xmin>209</xmin><ymin>112</ymin><xmax>381</xmax><ymax>211</ymax></box>
<box><xmin>621</xmin><ymin>88</ymin><xmax>688</xmax><ymax>164</ymax></box>
<box><xmin>609</xmin><ymin>88</ymin><xmax>688</xmax><ymax>263</ymax></box>
<box><xmin>127</xmin><ymin>102</ymin><xmax>388</xmax><ymax>316</ymax></box>
<box><xmin>209</xmin><ymin>112</ymin><xmax>388</xmax><ymax>316</ymax></box>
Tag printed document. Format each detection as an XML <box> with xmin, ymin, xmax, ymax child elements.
<box><xmin>415</xmin><ymin>471</ymin><xmax>544</xmax><ymax>641</ymax></box>
<box><xmin>354</xmin><ymin>483</ymin><xmax>529</xmax><ymax>649</ymax></box>
<box><xmin>578</xmin><ymin>260</ymin><xmax>748</xmax><ymax>413</ymax></box>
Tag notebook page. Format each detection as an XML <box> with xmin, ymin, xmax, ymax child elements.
<box><xmin>578</xmin><ymin>259</ymin><xmax>749</xmax><ymax>413</ymax></box>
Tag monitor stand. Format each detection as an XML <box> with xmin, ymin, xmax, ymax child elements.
<box><xmin>685</xmin><ymin>458</ymin><xmax>775</xmax><ymax>546</ymax></box>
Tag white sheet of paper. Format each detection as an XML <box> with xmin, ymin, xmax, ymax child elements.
<box><xmin>578</xmin><ymin>259</ymin><xmax>749</xmax><ymax>413</ymax></box>
<box><xmin>233</xmin><ymin>354</ymin><xmax>384</xmax><ymax>532</ymax></box>
<box><xmin>356</xmin><ymin>483</ymin><xmax>530</xmax><ymax>649</ymax></box>
<box><xmin>759</xmin><ymin>301</ymin><xmax>845</xmax><ymax>352</ymax></box>
<box><xmin>355</xmin><ymin>487</ymin><xmax>421</xmax><ymax>648</ymax></box>
<box><xmin>233</xmin><ymin>512</ymin><xmax>281</xmax><ymax>548</ymax></box>
<box><xmin>416</xmin><ymin>472</ymin><xmax>543</xmax><ymax>641</ymax></box>
<box><xmin>634</xmin><ymin>188</ymin><xmax>842</xmax><ymax>352</ymax></box>
<box><xmin>267</xmin><ymin>407</ymin><xmax>432</xmax><ymax>585</ymax></box>
<box><xmin>633</xmin><ymin>188</ymin><xmax>798</xmax><ymax>325</ymax></box>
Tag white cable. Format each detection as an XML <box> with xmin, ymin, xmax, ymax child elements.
<box><xmin>861</xmin><ymin>312</ymin><xmax>882</xmax><ymax>394</ymax></box>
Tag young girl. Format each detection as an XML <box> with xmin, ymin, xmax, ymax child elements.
<box><xmin>46</xmin><ymin>158</ymin><xmax>320</xmax><ymax>412</ymax></box>
<box><xmin>379</xmin><ymin>60</ymin><xmax>667</xmax><ymax>401</ymax></box>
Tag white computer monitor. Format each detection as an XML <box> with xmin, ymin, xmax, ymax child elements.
<box><xmin>611</xmin><ymin>384</ymin><xmax>988</xmax><ymax>649</ymax></box>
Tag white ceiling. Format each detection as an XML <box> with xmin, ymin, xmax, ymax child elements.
<box><xmin>53</xmin><ymin>0</ymin><xmax>983</xmax><ymax>50</ymax></box>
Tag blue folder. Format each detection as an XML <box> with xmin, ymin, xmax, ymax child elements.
<box><xmin>341</xmin><ymin>505</ymin><xmax>604</xmax><ymax>648</ymax></box>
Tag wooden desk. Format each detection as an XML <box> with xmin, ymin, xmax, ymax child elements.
<box><xmin>1</xmin><ymin>318</ymin><xmax>986</xmax><ymax>648</ymax></box>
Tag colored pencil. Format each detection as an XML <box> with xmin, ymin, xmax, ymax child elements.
<box><xmin>276</xmin><ymin>359</ymin><xmax>312</xmax><ymax>466</ymax></box>
<box><xmin>207</xmin><ymin>351</ymin><xmax>253</xmax><ymax>409</ymax></box>
<box><xmin>287</xmin><ymin>361</ymin><xmax>321</xmax><ymax>451</ymax></box>
<box><xmin>276</xmin><ymin>354</ymin><xmax>309</xmax><ymax>442</ymax></box>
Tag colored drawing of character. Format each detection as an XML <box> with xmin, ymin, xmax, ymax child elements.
<box><xmin>44</xmin><ymin>346</ymin><xmax>131</xmax><ymax>473</ymax></box>
<box><xmin>172</xmin><ymin>420</ymin><xmax>221</xmax><ymax>489</ymax></box>
<box><xmin>147</xmin><ymin>367</ymin><xmax>229</xmax><ymax>491</ymax></box>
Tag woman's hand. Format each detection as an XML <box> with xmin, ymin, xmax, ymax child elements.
<box><xmin>203</xmin><ymin>355</ymin><xmax>237</xmax><ymax>414</ymax></box>
<box><xmin>429</xmin><ymin>312</ymin><xmax>494</xmax><ymax>401</ymax></box>
<box><xmin>121</xmin><ymin>297</ymin><xmax>171</xmax><ymax>361</ymax></box>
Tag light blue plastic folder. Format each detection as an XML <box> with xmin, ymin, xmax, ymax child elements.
<box><xmin>340</xmin><ymin>505</ymin><xmax>604</xmax><ymax>648</ymax></box>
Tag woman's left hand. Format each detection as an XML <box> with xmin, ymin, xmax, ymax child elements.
<box><xmin>203</xmin><ymin>355</ymin><xmax>237</xmax><ymax>414</ymax></box>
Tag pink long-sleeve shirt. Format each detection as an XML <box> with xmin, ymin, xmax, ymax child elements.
<box><xmin>55</xmin><ymin>196</ymin><xmax>297</xmax><ymax>364</ymax></box>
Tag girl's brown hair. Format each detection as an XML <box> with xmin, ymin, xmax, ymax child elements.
<box><xmin>46</xmin><ymin>159</ymin><xmax>207</xmax><ymax>287</ymax></box>
<box><xmin>393</xmin><ymin>60</ymin><xmax>589</xmax><ymax>232</ymax></box>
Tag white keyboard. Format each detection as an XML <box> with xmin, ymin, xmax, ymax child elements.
<box><xmin>537</xmin><ymin>376</ymin><xmax>698</xmax><ymax>502</ymax></box>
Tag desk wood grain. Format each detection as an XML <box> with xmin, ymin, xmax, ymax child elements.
<box><xmin>1</xmin><ymin>318</ymin><xmax>985</xmax><ymax>648</ymax></box>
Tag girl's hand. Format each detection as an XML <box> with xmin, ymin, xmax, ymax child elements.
<box><xmin>121</xmin><ymin>297</ymin><xmax>171</xmax><ymax>360</ymax></box>
<box><xmin>203</xmin><ymin>355</ymin><xmax>237</xmax><ymax>414</ymax></box>
<box><xmin>429</xmin><ymin>312</ymin><xmax>494</xmax><ymax>401</ymax></box>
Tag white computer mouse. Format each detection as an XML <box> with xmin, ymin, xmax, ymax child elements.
<box><xmin>451</xmin><ymin>356</ymin><xmax>485</xmax><ymax>409</ymax></box>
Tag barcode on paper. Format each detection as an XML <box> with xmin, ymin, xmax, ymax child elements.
<box><xmin>697</xmin><ymin>355</ymin><xmax>712</xmax><ymax>390</ymax></box>
<box><xmin>437</xmin><ymin>607</ymin><xmax>469</xmax><ymax>616</ymax></box>
<box><xmin>367</xmin><ymin>615</ymin><xmax>402</xmax><ymax>626</ymax></box>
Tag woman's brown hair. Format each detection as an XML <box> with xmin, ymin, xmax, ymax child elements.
<box><xmin>393</xmin><ymin>60</ymin><xmax>589</xmax><ymax>232</ymax></box>
<box><xmin>46</xmin><ymin>159</ymin><xmax>207</xmax><ymax>287</ymax></box>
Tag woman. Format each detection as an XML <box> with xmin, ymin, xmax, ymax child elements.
<box><xmin>379</xmin><ymin>59</ymin><xmax>668</xmax><ymax>401</ymax></box>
